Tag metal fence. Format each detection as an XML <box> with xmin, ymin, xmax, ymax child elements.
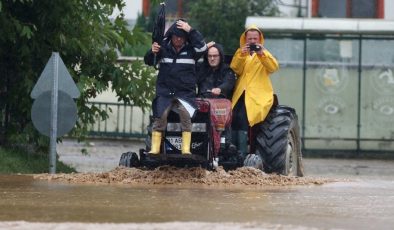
<box><xmin>87</xmin><ymin>101</ymin><xmax>151</xmax><ymax>139</ymax></box>
<box><xmin>267</xmin><ymin>34</ymin><xmax>394</xmax><ymax>154</ymax></box>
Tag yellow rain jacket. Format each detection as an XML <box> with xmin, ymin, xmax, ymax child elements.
<box><xmin>230</xmin><ymin>25</ymin><xmax>279</xmax><ymax>127</ymax></box>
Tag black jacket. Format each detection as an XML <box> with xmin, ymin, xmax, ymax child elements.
<box><xmin>197</xmin><ymin>43</ymin><xmax>236</xmax><ymax>99</ymax></box>
<box><xmin>144</xmin><ymin>23</ymin><xmax>207</xmax><ymax>118</ymax></box>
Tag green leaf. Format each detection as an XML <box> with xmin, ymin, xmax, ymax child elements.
<box><xmin>21</xmin><ymin>26</ymin><xmax>32</xmax><ymax>39</ymax></box>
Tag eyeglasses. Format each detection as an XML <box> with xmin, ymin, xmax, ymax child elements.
<box><xmin>208</xmin><ymin>54</ymin><xmax>220</xmax><ymax>59</ymax></box>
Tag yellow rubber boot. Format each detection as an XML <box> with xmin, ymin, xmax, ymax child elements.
<box><xmin>149</xmin><ymin>131</ymin><xmax>162</xmax><ymax>154</ymax></box>
<box><xmin>181</xmin><ymin>132</ymin><xmax>192</xmax><ymax>154</ymax></box>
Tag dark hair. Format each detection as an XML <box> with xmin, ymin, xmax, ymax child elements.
<box><xmin>203</xmin><ymin>43</ymin><xmax>225</xmax><ymax>68</ymax></box>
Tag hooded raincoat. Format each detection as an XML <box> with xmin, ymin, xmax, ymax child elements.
<box><xmin>144</xmin><ymin>21</ymin><xmax>207</xmax><ymax>118</ymax></box>
<box><xmin>197</xmin><ymin>43</ymin><xmax>236</xmax><ymax>99</ymax></box>
<box><xmin>230</xmin><ymin>25</ymin><xmax>279</xmax><ymax>127</ymax></box>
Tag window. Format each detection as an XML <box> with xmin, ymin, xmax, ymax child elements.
<box><xmin>313</xmin><ymin>0</ymin><xmax>383</xmax><ymax>18</ymax></box>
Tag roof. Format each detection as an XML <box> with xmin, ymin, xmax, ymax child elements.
<box><xmin>246</xmin><ymin>17</ymin><xmax>394</xmax><ymax>35</ymax></box>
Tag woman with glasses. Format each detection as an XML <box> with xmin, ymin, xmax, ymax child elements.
<box><xmin>197</xmin><ymin>42</ymin><xmax>236</xmax><ymax>99</ymax></box>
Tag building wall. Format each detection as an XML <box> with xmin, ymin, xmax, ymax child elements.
<box><xmin>385</xmin><ymin>0</ymin><xmax>394</xmax><ymax>19</ymax></box>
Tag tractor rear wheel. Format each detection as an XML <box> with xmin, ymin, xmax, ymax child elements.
<box><xmin>254</xmin><ymin>106</ymin><xmax>304</xmax><ymax>176</ymax></box>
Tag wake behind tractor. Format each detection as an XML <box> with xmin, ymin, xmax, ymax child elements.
<box><xmin>119</xmin><ymin>94</ymin><xmax>304</xmax><ymax>177</ymax></box>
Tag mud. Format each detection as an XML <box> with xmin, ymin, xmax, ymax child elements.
<box><xmin>34</xmin><ymin>166</ymin><xmax>337</xmax><ymax>186</ymax></box>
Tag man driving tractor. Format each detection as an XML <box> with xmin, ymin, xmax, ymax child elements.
<box><xmin>144</xmin><ymin>19</ymin><xmax>207</xmax><ymax>155</ymax></box>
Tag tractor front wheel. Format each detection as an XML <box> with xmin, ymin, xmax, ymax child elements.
<box><xmin>119</xmin><ymin>152</ymin><xmax>140</xmax><ymax>168</ymax></box>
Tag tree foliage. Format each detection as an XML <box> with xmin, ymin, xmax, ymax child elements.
<box><xmin>0</xmin><ymin>0</ymin><xmax>156</xmax><ymax>149</ymax></box>
<box><xmin>187</xmin><ymin>0</ymin><xmax>279</xmax><ymax>54</ymax></box>
<box><xmin>121</xmin><ymin>23</ymin><xmax>152</xmax><ymax>56</ymax></box>
<box><xmin>127</xmin><ymin>0</ymin><xmax>161</xmax><ymax>57</ymax></box>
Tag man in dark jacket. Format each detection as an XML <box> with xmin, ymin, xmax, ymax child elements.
<box><xmin>144</xmin><ymin>19</ymin><xmax>207</xmax><ymax>154</ymax></box>
<box><xmin>197</xmin><ymin>43</ymin><xmax>235</xmax><ymax>99</ymax></box>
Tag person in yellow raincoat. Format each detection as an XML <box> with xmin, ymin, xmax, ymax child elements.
<box><xmin>230</xmin><ymin>25</ymin><xmax>279</xmax><ymax>156</ymax></box>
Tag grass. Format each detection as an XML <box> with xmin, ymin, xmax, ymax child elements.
<box><xmin>0</xmin><ymin>147</ymin><xmax>76</xmax><ymax>174</ymax></box>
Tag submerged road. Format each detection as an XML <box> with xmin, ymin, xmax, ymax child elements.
<box><xmin>0</xmin><ymin>139</ymin><xmax>393</xmax><ymax>230</ymax></box>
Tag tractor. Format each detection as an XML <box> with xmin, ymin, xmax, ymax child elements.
<box><xmin>119</xmin><ymin>93</ymin><xmax>304</xmax><ymax>177</ymax></box>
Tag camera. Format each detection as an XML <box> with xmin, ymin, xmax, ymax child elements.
<box><xmin>249</xmin><ymin>44</ymin><xmax>262</xmax><ymax>52</ymax></box>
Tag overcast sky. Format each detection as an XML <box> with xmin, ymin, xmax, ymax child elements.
<box><xmin>111</xmin><ymin>0</ymin><xmax>142</xmax><ymax>19</ymax></box>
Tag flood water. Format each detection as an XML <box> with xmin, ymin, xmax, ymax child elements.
<box><xmin>1</xmin><ymin>159</ymin><xmax>394</xmax><ymax>230</ymax></box>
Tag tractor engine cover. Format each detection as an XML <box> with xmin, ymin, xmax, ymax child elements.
<box><xmin>196</xmin><ymin>98</ymin><xmax>232</xmax><ymax>156</ymax></box>
<box><xmin>204</xmin><ymin>98</ymin><xmax>232</xmax><ymax>131</ymax></box>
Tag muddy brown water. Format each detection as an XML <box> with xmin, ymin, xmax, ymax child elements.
<box><xmin>1</xmin><ymin>159</ymin><xmax>394</xmax><ymax>230</ymax></box>
<box><xmin>2</xmin><ymin>138</ymin><xmax>394</xmax><ymax>229</ymax></box>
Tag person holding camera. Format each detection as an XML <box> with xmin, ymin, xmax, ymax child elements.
<box><xmin>230</xmin><ymin>25</ymin><xmax>279</xmax><ymax>156</ymax></box>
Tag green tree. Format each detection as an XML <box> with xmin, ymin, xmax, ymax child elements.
<box><xmin>124</xmin><ymin>0</ymin><xmax>161</xmax><ymax>57</ymax></box>
<box><xmin>0</xmin><ymin>0</ymin><xmax>156</xmax><ymax>149</ymax></box>
<box><xmin>188</xmin><ymin>0</ymin><xmax>279</xmax><ymax>54</ymax></box>
<box><xmin>121</xmin><ymin>22</ymin><xmax>152</xmax><ymax>56</ymax></box>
